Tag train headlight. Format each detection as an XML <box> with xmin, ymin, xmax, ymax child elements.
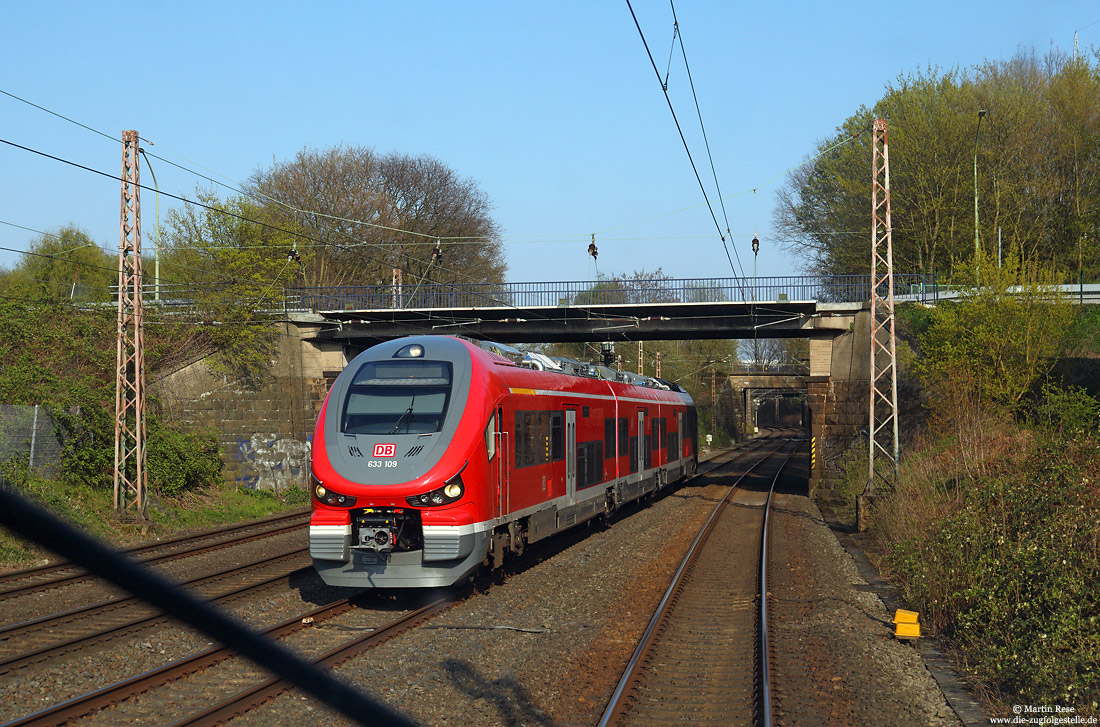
<box><xmin>406</xmin><ymin>466</ymin><xmax>465</xmax><ymax>507</ymax></box>
<box><xmin>313</xmin><ymin>479</ymin><xmax>357</xmax><ymax>507</ymax></box>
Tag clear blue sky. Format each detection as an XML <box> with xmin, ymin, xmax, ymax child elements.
<box><xmin>1</xmin><ymin>1</ymin><xmax>1096</xmax><ymax>285</ymax></box>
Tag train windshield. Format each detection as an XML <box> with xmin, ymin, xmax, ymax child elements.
<box><xmin>341</xmin><ymin>360</ymin><xmax>453</xmax><ymax>435</ymax></box>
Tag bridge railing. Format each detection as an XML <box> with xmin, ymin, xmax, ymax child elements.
<box><xmin>285</xmin><ymin>274</ymin><xmax>939</xmax><ymax>312</ymax></box>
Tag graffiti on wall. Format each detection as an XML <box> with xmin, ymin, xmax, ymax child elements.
<box><xmin>233</xmin><ymin>433</ymin><xmax>311</xmax><ymax>491</ymax></box>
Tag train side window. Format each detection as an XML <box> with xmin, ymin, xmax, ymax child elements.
<box><xmin>514</xmin><ymin>411</ymin><xmax>533</xmax><ymax>468</ymax></box>
<box><xmin>604</xmin><ymin>418</ymin><xmax>615</xmax><ymax>459</ymax></box>
<box><xmin>618</xmin><ymin>418</ymin><xmax>629</xmax><ymax>456</ymax></box>
<box><xmin>550</xmin><ymin>412</ymin><xmax>564</xmax><ymax>461</ymax></box>
<box><xmin>485</xmin><ymin>412</ymin><xmax>497</xmax><ymax>462</ymax></box>
<box><xmin>514</xmin><ymin>410</ymin><xmax>565</xmax><ymax>468</ymax></box>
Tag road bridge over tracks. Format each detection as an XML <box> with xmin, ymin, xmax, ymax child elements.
<box><xmin>277</xmin><ymin>275</ymin><xmax>912</xmax><ymax>492</ymax></box>
<box><xmin>284</xmin><ymin>274</ymin><xmax>936</xmax><ymax>347</ymax></box>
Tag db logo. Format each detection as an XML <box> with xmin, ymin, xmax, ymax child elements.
<box><xmin>373</xmin><ymin>443</ymin><xmax>396</xmax><ymax>458</ymax></box>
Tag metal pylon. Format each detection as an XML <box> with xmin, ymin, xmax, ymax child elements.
<box><xmin>114</xmin><ymin>130</ymin><xmax>147</xmax><ymax>517</ymax></box>
<box><xmin>867</xmin><ymin>119</ymin><xmax>899</xmax><ymax>496</ymax></box>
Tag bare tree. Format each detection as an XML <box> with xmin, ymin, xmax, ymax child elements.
<box><xmin>379</xmin><ymin>153</ymin><xmax>505</xmax><ymax>290</ymax></box>
<box><xmin>248</xmin><ymin>145</ymin><xmax>505</xmax><ymax>290</ymax></box>
<box><xmin>249</xmin><ymin>146</ymin><xmax>391</xmax><ymax>287</ymax></box>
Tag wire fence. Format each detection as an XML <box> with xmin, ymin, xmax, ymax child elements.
<box><xmin>0</xmin><ymin>405</ymin><xmax>67</xmax><ymax>479</ymax></box>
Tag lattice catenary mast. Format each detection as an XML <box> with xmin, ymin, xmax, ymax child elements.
<box><xmin>114</xmin><ymin>130</ymin><xmax>147</xmax><ymax>517</ymax></box>
<box><xmin>866</xmin><ymin>119</ymin><xmax>900</xmax><ymax>500</ymax></box>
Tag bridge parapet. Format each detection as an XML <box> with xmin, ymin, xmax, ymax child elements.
<box><xmin>285</xmin><ymin>274</ymin><xmax>935</xmax><ymax>313</ymax></box>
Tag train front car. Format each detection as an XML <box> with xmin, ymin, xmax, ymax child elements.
<box><xmin>309</xmin><ymin>336</ymin><xmax>495</xmax><ymax>588</ymax></box>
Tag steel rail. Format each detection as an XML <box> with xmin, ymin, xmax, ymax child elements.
<box><xmin>2</xmin><ymin>595</ymin><xmax>369</xmax><ymax>727</ymax></box>
<box><xmin>168</xmin><ymin>596</ymin><xmax>456</xmax><ymax>727</ymax></box>
<box><xmin>0</xmin><ymin>485</ymin><xmax>419</xmax><ymax>727</ymax></box>
<box><xmin>0</xmin><ymin>510</ymin><xmax>309</xmax><ymax>599</ymax></box>
<box><xmin>596</xmin><ymin>438</ymin><xmax>791</xmax><ymax>727</ymax></box>
<box><xmin>760</xmin><ymin>449</ymin><xmax>795</xmax><ymax>727</ymax></box>
<box><xmin>4</xmin><ymin>434</ymin><xmax>799</xmax><ymax>727</ymax></box>
<box><xmin>0</xmin><ymin>548</ymin><xmax>309</xmax><ymax>674</ymax></box>
<box><xmin>0</xmin><ymin>508</ymin><xmax>308</xmax><ymax>584</ymax></box>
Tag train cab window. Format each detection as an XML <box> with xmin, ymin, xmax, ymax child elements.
<box><xmin>485</xmin><ymin>412</ymin><xmax>497</xmax><ymax>461</ymax></box>
<box><xmin>341</xmin><ymin>360</ymin><xmax>452</xmax><ymax>435</ymax></box>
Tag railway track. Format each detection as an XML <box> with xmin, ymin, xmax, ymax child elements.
<box><xmin>0</xmin><ymin>546</ymin><xmax>310</xmax><ymax>675</ymax></box>
<box><xmin>5</xmin><ymin>591</ymin><xmax>449</xmax><ymax>727</ymax></box>
<box><xmin>2</xmin><ymin>438</ymin><xmax>786</xmax><ymax>727</ymax></box>
<box><xmin>598</xmin><ymin>435</ymin><xmax>797</xmax><ymax>727</ymax></box>
<box><xmin>0</xmin><ymin>508</ymin><xmax>309</xmax><ymax>600</ymax></box>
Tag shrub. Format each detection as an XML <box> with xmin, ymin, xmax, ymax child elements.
<box><xmin>882</xmin><ymin>436</ymin><xmax>1100</xmax><ymax>711</ymax></box>
<box><xmin>1034</xmin><ymin>382</ymin><xmax>1100</xmax><ymax>438</ymax></box>
<box><xmin>146</xmin><ymin>420</ymin><xmax>223</xmax><ymax>497</ymax></box>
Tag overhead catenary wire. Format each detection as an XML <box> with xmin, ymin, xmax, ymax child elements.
<box><xmin>1</xmin><ymin>85</ymin><xmax>864</xmax><ymax>271</ymax></box>
<box><xmin>0</xmin><ymin>87</ymin><xmax>489</xmax><ymax>245</ymax></box>
<box><xmin>0</xmin><ymin>136</ymin><xmax>648</xmax><ymax>333</ymax></box>
<box><xmin>0</xmin><ymin>89</ymin><xmax>540</xmax><ymax>294</ymax></box>
<box><xmin>0</xmin><ymin>89</ymin><xmax>870</xmax><ymax>345</ymax></box>
<box><xmin>669</xmin><ymin>0</ymin><xmax>742</xmax><ymax>268</ymax></box>
<box><xmin>0</xmin><ymin>220</ymin><xmax>246</xmax><ymax>288</ymax></box>
<box><xmin>0</xmin><ymin>88</ymin><xmax>517</xmax><ymax>303</ymax></box>
<box><xmin>0</xmin><ymin>136</ymin><xmax>479</xmax><ymax>286</ymax></box>
<box><xmin>624</xmin><ymin>0</ymin><xmax>741</xmax><ymax>278</ymax></box>
<box><xmin>594</xmin><ymin>127</ymin><xmax>869</xmax><ymax>238</ymax></box>
<box><xmin>0</xmin><ymin>221</ymin><xmax>357</xmax><ymax>314</ymax></box>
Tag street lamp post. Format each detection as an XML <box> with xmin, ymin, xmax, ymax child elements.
<box><xmin>973</xmin><ymin>110</ymin><xmax>987</xmax><ymax>275</ymax></box>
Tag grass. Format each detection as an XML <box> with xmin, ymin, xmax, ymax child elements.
<box><xmin>0</xmin><ymin>473</ymin><xmax>310</xmax><ymax>570</ymax></box>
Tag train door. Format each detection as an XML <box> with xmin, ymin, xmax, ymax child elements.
<box><xmin>488</xmin><ymin>406</ymin><xmax>508</xmax><ymax>517</ymax></box>
<box><xmin>637</xmin><ymin>409</ymin><xmax>646</xmax><ymax>478</ymax></box>
<box><xmin>677</xmin><ymin>411</ymin><xmax>684</xmax><ymax>462</ymax></box>
<box><xmin>565</xmin><ymin>409</ymin><xmax>577</xmax><ymax>506</ymax></box>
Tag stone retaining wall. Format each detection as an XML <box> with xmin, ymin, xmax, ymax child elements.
<box><xmin>151</xmin><ymin>322</ymin><xmax>344</xmax><ymax>492</ymax></box>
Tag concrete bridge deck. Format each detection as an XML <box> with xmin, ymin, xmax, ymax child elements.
<box><xmin>291</xmin><ymin>299</ymin><xmax>863</xmax><ymax>344</ymax></box>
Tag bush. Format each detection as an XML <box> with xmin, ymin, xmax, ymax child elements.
<box><xmin>146</xmin><ymin>420</ymin><xmax>223</xmax><ymax>497</ymax></box>
<box><xmin>1034</xmin><ymin>382</ymin><xmax>1100</xmax><ymax>438</ymax></box>
<box><xmin>882</xmin><ymin>435</ymin><xmax>1100</xmax><ymax>711</ymax></box>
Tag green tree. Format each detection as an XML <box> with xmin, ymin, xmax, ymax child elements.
<box><xmin>0</xmin><ymin>226</ymin><xmax>115</xmax><ymax>303</ymax></box>
<box><xmin>0</xmin><ymin>301</ymin><xmax>221</xmax><ymax>496</ymax></box>
<box><xmin>914</xmin><ymin>249</ymin><xmax>1075</xmax><ymax>433</ymax></box>
<box><xmin>162</xmin><ymin>192</ymin><xmax>298</xmax><ymax>387</ymax></box>
<box><xmin>776</xmin><ymin>51</ymin><xmax>1100</xmax><ymax>280</ymax></box>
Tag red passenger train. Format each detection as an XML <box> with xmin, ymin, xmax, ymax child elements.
<box><xmin>309</xmin><ymin>335</ymin><xmax>697</xmax><ymax>588</ymax></box>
